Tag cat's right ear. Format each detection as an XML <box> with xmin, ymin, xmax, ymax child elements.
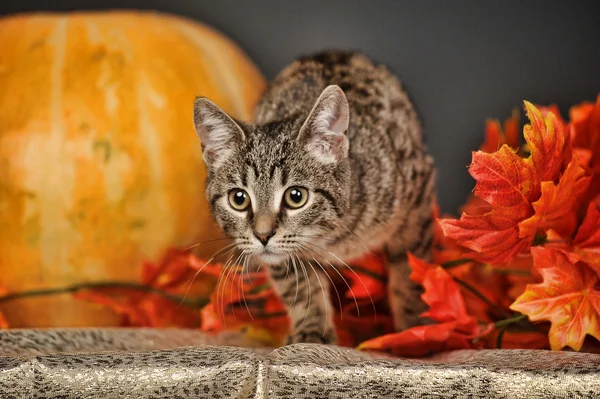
<box><xmin>297</xmin><ymin>85</ymin><xmax>350</xmax><ymax>164</ymax></box>
<box><xmin>193</xmin><ymin>97</ymin><xmax>245</xmax><ymax>168</ymax></box>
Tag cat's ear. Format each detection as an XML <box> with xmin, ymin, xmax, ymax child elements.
<box><xmin>193</xmin><ymin>97</ymin><xmax>245</xmax><ymax>168</ymax></box>
<box><xmin>297</xmin><ymin>85</ymin><xmax>350</xmax><ymax>164</ymax></box>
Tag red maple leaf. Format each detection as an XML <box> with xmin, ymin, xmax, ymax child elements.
<box><xmin>439</xmin><ymin>101</ymin><xmax>571</xmax><ymax>264</ymax></box>
<box><xmin>449</xmin><ymin>263</ymin><xmax>507</xmax><ymax>323</ymax></box>
<box><xmin>357</xmin><ymin>254</ymin><xmax>492</xmax><ymax>357</ymax></box>
<box><xmin>570</xmin><ymin>94</ymin><xmax>600</xmax><ymax>204</ymax></box>
<box><xmin>480</xmin><ymin>109</ymin><xmax>520</xmax><ymax>153</ymax></box>
<box><xmin>553</xmin><ymin>203</ymin><xmax>600</xmax><ymax>276</ymax></box>
<box><xmin>571</xmin><ymin>94</ymin><xmax>600</xmax><ymax>167</ymax></box>
<box><xmin>510</xmin><ymin>247</ymin><xmax>600</xmax><ymax>351</ymax></box>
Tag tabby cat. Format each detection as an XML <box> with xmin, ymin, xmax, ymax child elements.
<box><xmin>193</xmin><ymin>51</ymin><xmax>436</xmax><ymax>344</ymax></box>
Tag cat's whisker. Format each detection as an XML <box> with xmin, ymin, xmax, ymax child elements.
<box><xmin>294</xmin><ymin>253</ymin><xmax>312</xmax><ymax>335</ymax></box>
<box><xmin>217</xmin><ymin>250</ymin><xmax>240</xmax><ymax>328</ymax></box>
<box><xmin>303</xmin><ymin>241</ymin><xmax>376</xmax><ymax>319</ymax></box>
<box><xmin>226</xmin><ymin>249</ymin><xmax>247</xmax><ymax>323</ymax></box>
<box><xmin>296</xmin><ymin>234</ymin><xmax>383</xmax><ymax>260</ymax></box>
<box><xmin>178</xmin><ymin>242</ymin><xmax>238</xmax><ymax>307</ymax></box>
<box><xmin>288</xmin><ymin>255</ymin><xmax>301</xmax><ymax>313</ymax></box>
<box><xmin>214</xmin><ymin>252</ymin><xmax>235</xmax><ymax>327</ymax></box>
<box><xmin>298</xmin><ymin>245</ymin><xmax>343</xmax><ymax>318</ymax></box>
<box><xmin>243</xmin><ymin>251</ymin><xmax>255</xmax><ymax>286</ymax></box>
<box><xmin>301</xmin><ymin>252</ymin><xmax>330</xmax><ymax>338</ymax></box>
<box><xmin>335</xmin><ymin>220</ymin><xmax>371</xmax><ymax>253</ymax></box>
<box><xmin>181</xmin><ymin>237</ymin><xmax>234</xmax><ymax>253</ymax></box>
<box><xmin>240</xmin><ymin>251</ymin><xmax>254</xmax><ymax>320</ymax></box>
<box><xmin>300</xmin><ymin>244</ymin><xmax>361</xmax><ymax>317</ymax></box>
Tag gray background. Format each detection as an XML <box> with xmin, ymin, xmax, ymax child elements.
<box><xmin>2</xmin><ymin>0</ymin><xmax>599</xmax><ymax>213</ymax></box>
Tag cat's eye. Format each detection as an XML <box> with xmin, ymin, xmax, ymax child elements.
<box><xmin>228</xmin><ymin>189</ymin><xmax>250</xmax><ymax>211</ymax></box>
<box><xmin>283</xmin><ymin>186</ymin><xmax>309</xmax><ymax>209</ymax></box>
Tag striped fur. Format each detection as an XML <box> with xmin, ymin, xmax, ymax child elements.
<box><xmin>194</xmin><ymin>51</ymin><xmax>436</xmax><ymax>344</ymax></box>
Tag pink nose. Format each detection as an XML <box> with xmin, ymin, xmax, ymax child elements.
<box><xmin>254</xmin><ymin>230</ymin><xmax>275</xmax><ymax>246</ymax></box>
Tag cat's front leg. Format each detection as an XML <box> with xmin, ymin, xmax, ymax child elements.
<box><xmin>385</xmin><ymin>165</ymin><xmax>436</xmax><ymax>332</ymax></box>
<box><xmin>267</xmin><ymin>262</ymin><xmax>337</xmax><ymax>345</ymax></box>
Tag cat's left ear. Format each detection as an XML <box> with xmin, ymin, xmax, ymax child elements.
<box><xmin>297</xmin><ymin>85</ymin><xmax>350</xmax><ymax>164</ymax></box>
<box><xmin>193</xmin><ymin>97</ymin><xmax>245</xmax><ymax>168</ymax></box>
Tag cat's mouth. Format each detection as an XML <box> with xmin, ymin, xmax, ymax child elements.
<box><xmin>254</xmin><ymin>249</ymin><xmax>289</xmax><ymax>265</ymax></box>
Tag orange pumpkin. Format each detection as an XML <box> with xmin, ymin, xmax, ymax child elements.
<box><xmin>0</xmin><ymin>11</ymin><xmax>266</xmax><ymax>327</ymax></box>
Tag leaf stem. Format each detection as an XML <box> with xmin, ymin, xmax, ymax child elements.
<box><xmin>0</xmin><ymin>282</ymin><xmax>209</xmax><ymax>309</ymax></box>
<box><xmin>493</xmin><ymin>313</ymin><xmax>527</xmax><ymax>328</ymax></box>
<box><xmin>441</xmin><ymin>258</ymin><xmax>473</xmax><ymax>269</ymax></box>
<box><xmin>452</xmin><ymin>276</ymin><xmax>511</xmax><ymax>319</ymax></box>
<box><xmin>491</xmin><ymin>268</ymin><xmax>531</xmax><ymax>276</ymax></box>
<box><xmin>496</xmin><ymin>325</ymin><xmax>508</xmax><ymax>349</ymax></box>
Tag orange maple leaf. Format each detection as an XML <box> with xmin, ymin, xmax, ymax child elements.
<box><xmin>510</xmin><ymin>247</ymin><xmax>600</xmax><ymax>351</ymax></box>
<box><xmin>0</xmin><ymin>285</ymin><xmax>9</xmax><ymax>329</ymax></box>
<box><xmin>524</xmin><ymin>101</ymin><xmax>571</xmax><ymax>181</ymax></box>
<box><xmin>0</xmin><ymin>313</ymin><xmax>8</xmax><ymax>329</ymax></box>
<box><xmin>357</xmin><ymin>254</ymin><xmax>492</xmax><ymax>357</ymax></box>
<box><xmin>439</xmin><ymin>101</ymin><xmax>571</xmax><ymax>264</ymax></box>
<box><xmin>518</xmin><ymin>154</ymin><xmax>591</xmax><ymax>239</ymax></box>
<box><xmin>75</xmin><ymin>250</ymin><xmax>216</xmax><ymax>328</ymax></box>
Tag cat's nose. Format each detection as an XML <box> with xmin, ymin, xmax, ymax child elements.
<box><xmin>254</xmin><ymin>230</ymin><xmax>275</xmax><ymax>246</ymax></box>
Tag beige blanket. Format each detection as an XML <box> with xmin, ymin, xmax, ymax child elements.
<box><xmin>0</xmin><ymin>329</ymin><xmax>598</xmax><ymax>398</ymax></box>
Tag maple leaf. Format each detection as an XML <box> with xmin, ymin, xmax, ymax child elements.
<box><xmin>334</xmin><ymin>310</ymin><xmax>395</xmax><ymax>348</ymax></box>
<box><xmin>503</xmin><ymin>253</ymin><xmax>541</xmax><ymax>305</ymax></box>
<box><xmin>570</xmin><ymin>94</ymin><xmax>600</xmax><ymax>164</ymax></box>
<box><xmin>518</xmin><ymin>154</ymin><xmax>591</xmax><ymax>239</ymax></box>
<box><xmin>570</xmin><ymin>94</ymin><xmax>600</xmax><ymax>203</ymax></box>
<box><xmin>0</xmin><ymin>313</ymin><xmax>8</xmax><ymax>329</ymax></box>
<box><xmin>510</xmin><ymin>247</ymin><xmax>600</xmax><ymax>351</ymax></box>
<box><xmin>480</xmin><ymin>109</ymin><xmax>520</xmax><ymax>153</ymax></box>
<box><xmin>439</xmin><ymin>101</ymin><xmax>571</xmax><ymax>264</ymax></box>
<box><xmin>0</xmin><ymin>285</ymin><xmax>9</xmax><ymax>328</ymax></box>
<box><xmin>449</xmin><ymin>263</ymin><xmax>507</xmax><ymax>323</ymax></box>
<box><xmin>341</xmin><ymin>252</ymin><xmax>387</xmax><ymax>303</ymax></box>
<box><xmin>358</xmin><ymin>254</ymin><xmax>492</xmax><ymax>356</ymax></box>
<box><xmin>328</xmin><ymin>252</ymin><xmax>395</xmax><ymax>347</ymax></box>
<box><xmin>562</xmin><ymin>203</ymin><xmax>600</xmax><ymax>275</ymax></box>
<box><xmin>524</xmin><ymin>101</ymin><xmax>571</xmax><ymax>181</ymax></box>
<box><xmin>439</xmin><ymin>213</ymin><xmax>533</xmax><ymax>264</ymax></box>
<box><xmin>357</xmin><ymin>322</ymin><xmax>476</xmax><ymax>357</ymax></box>
<box><xmin>201</xmin><ymin>267</ymin><xmax>290</xmax><ymax>345</ymax></box>
<box><xmin>75</xmin><ymin>250</ymin><xmax>216</xmax><ymax>328</ymax></box>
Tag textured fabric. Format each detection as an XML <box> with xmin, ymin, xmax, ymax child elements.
<box><xmin>0</xmin><ymin>329</ymin><xmax>599</xmax><ymax>398</ymax></box>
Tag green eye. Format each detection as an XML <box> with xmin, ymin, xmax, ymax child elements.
<box><xmin>228</xmin><ymin>189</ymin><xmax>250</xmax><ymax>211</ymax></box>
<box><xmin>284</xmin><ymin>187</ymin><xmax>309</xmax><ymax>209</ymax></box>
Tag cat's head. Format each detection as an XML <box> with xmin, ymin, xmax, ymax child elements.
<box><xmin>193</xmin><ymin>85</ymin><xmax>351</xmax><ymax>265</ymax></box>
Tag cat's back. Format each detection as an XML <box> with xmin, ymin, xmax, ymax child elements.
<box><xmin>254</xmin><ymin>50</ymin><xmax>425</xmax><ymax>153</ymax></box>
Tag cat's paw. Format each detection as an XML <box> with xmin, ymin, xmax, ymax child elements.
<box><xmin>285</xmin><ymin>328</ymin><xmax>337</xmax><ymax>345</ymax></box>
